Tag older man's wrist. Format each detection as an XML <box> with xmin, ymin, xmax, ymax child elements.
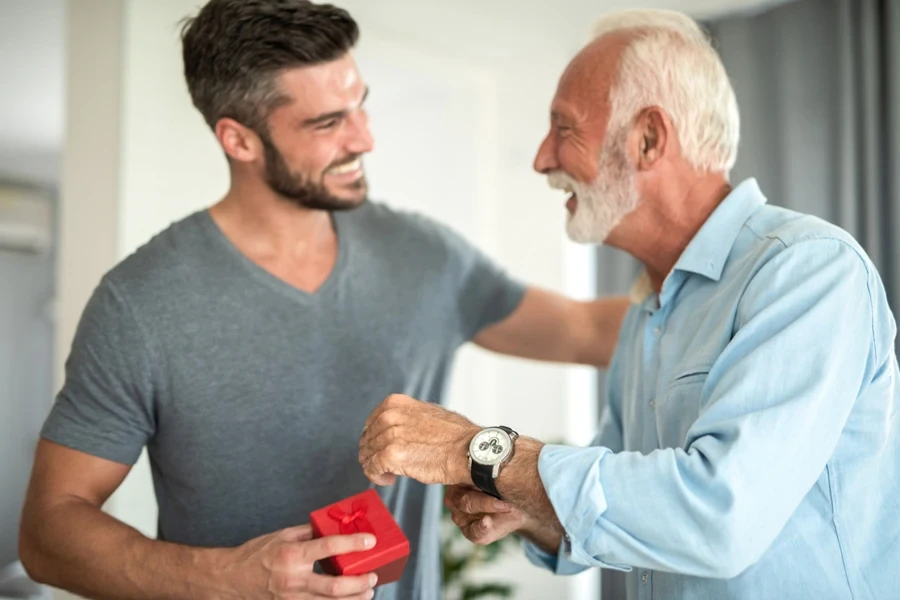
<box><xmin>518</xmin><ymin>517</ymin><xmax>563</xmax><ymax>555</ymax></box>
<box><xmin>503</xmin><ymin>437</ymin><xmax>544</xmax><ymax>482</ymax></box>
<box><xmin>452</xmin><ymin>425</ymin><xmax>479</xmax><ymax>485</ymax></box>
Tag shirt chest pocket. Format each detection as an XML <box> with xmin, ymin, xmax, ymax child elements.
<box><xmin>655</xmin><ymin>367</ymin><xmax>709</xmax><ymax>449</ymax></box>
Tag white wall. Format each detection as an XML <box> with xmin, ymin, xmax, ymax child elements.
<box><xmin>51</xmin><ymin>3</ymin><xmax>126</xmax><ymax>598</ymax></box>
<box><xmin>0</xmin><ymin>0</ymin><xmax>64</xmax><ymax>576</ymax></box>
<box><xmin>0</xmin><ymin>0</ymin><xmax>65</xmax><ymax>185</ymax></box>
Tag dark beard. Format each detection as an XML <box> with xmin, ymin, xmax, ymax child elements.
<box><xmin>261</xmin><ymin>134</ymin><xmax>367</xmax><ymax>211</ymax></box>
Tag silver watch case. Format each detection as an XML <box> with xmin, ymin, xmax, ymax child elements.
<box><xmin>467</xmin><ymin>427</ymin><xmax>519</xmax><ymax>478</ymax></box>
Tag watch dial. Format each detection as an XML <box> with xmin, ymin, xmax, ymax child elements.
<box><xmin>470</xmin><ymin>428</ymin><xmax>511</xmax><ymax>466</ymax></box>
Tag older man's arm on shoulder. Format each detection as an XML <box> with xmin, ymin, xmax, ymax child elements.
<box><xmin>474</xmin><ymin>288</ymin><xmax>630</xmax><ymax>368</ymax></box>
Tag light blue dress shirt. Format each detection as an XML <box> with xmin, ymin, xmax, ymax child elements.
<box><xmin>525</xmin><ymin>179</ymin><xmax>900</xmax><ymax>599</ymax></box>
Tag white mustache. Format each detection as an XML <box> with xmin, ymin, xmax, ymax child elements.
<box><xmin>547</xmin><ymin>171</ymin><xmax>577</xmax><ymax>193</ymax></box>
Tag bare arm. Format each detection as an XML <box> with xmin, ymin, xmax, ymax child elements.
<box><xmin>494</xmin><ymin>438</ymin><xmax>564</xmax><ymax>553</ymax></box>
<box><xmin>20</xmin><ymin>440</ymin><xmax>377</xmax><ymax>600</ymax></box>
<box><xmin>19</xmin><ymin>440</ymin><xmax>230</xmax><ymax>600</ymax></box>
<box><xmin>360</xmin><ymin>395</ymin><xmax>565</xmax><ymax>553</ymax></box>
<box><xmin>518</xmin><ymin>522</ymin><xmax>563</xmax><ymax>555</ymax></box>
<box><xmin>441</xmin><ymin>440</ymin><xmax>562</xmax><ymax>556</ymax></box>
<box><xmin>474</xmin><ymin>289</ymin><xmax>630</xmax><ymax>368</ymax></box>
<box><xmin>444</xmin><ymin>484</ymin><xmax>562</xmax><ymax>555</ymax></box>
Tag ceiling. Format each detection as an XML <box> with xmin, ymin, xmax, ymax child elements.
<box><xmin>0</xmin><ymin>0</ymin><xmax>794</xmax><ymax>183</ymax></box>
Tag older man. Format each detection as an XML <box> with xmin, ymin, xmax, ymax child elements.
<box><xmin>359</xmin><ymin>9</ymin><xmax>900</xmax><ymax>599</ymax></box>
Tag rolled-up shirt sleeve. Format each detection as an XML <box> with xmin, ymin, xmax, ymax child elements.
<box><xmin>521</xmin><ymin>337</ymin><xmax>631</xmax><ymax>574</ymax></box>
<box><xmin>522</xmin><ymin>531</ymin><xmax>595</xmax><ymax>575</ymax></box>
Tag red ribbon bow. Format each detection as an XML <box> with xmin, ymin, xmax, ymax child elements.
<box><xmin>327</xmin><ymin>499</ymin><xmax>375</xmax><ymax>535</ymax></box>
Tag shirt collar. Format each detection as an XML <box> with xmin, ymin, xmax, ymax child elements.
<box><xmin>629</xmin><ymin>178</ymin><xmax>767</xmax><ymax>304</ymax></box>
<box><xmin>671</xmin><ymin>178</ymin><xmax>767</xmax><ymax>281</ymax></box>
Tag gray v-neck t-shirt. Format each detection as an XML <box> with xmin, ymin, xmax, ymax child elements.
<box><xmin>41</xmin><ymin>200</ymin><xmax>525</xmax><ymax>600</ymax></box>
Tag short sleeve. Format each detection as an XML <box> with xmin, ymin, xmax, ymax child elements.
<box><xmin>41</xmin><ymin>278</ymin><xmax>156</xmax><ymax>465</ymax></box>
<box><xmin>445</xmin><ymin>230</ymin><xmax>526</xmax><ymax>341</ymax></box>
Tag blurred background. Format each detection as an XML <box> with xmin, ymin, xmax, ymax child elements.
<box><xmin>0</xmin><ymin>0</ymin><xmax>896</xmax><ymax>599</ymax></box>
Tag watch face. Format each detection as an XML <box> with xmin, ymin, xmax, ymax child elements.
<box><xmin>469</xmin><ymin>428</ymin><xmax>512</xmax><ymax>466</ymax></box>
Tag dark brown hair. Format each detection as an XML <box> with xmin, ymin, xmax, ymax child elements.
<box><xmin>180</xmin><ymin>0</ymin><xmax>359</xmax><ymax>133</ymax></box>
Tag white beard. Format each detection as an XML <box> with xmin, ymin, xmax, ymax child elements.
<box><xmin>548</xmin><ymin>134</ymin><xmax>640</xmax><ymax>244</ymax></box>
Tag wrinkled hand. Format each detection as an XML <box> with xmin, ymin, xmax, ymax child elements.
<box><xmin>224</xmin><ymin>524</ymin><xmax>378</xmax><ymax>600</ymax></box>
<box><xmin>444</xmin><ymin>485</ymin><xmax>528</xmax><ymax>545</ymax></box>
<box><xmin>358</xmin><ymin>394</ymin><xmax>480</xmax><ymax>486</ymax></box>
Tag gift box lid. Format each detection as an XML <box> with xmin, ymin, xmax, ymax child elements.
<box><xmin>310</xmin><ymin>488</ymin><xmax>410</xmax><ymax>574</ymax></box>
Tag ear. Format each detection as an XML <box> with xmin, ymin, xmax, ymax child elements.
<box><xmin>215</xmin><ymin>118</ymin><xmax>263</xmax><ymax>163</ymax></box>
<box><xmin>632</xmin><ymin>107</ymin><xmax>669</xmax><ymax>171</ymax></box>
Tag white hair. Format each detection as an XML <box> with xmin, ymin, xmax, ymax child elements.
<box><xmin>592</xmin><ymin>10</ymin><xmax>740</xmax><ymax>173</ymax></box>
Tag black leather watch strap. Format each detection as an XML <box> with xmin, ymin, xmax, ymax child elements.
<box><xmin>471</xmin><ymin>462</ymin><xmax>502</xmax><ymax>500</ymax></box>
<box><xmin>470</xmin><ymin>426</ymin><xmax>517</xmax><ymax>501</ymax></box>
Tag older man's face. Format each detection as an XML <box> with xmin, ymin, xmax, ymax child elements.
<box><xmin>534</xmin><ymin>35</ymin><xmax>641</xmax><ymax>244</ymax></box>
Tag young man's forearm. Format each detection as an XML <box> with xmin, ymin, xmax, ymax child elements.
<box><xmin>578</xmin><ymin>297</ymin><xmax>630</xmax><ymax>367</ymax></box>
<box><xmin>20</xmin><ymin>497</ymin><xmax>234</xmax><ymax>600</ymax></box>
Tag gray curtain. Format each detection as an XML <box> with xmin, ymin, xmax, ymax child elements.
<box><xmin>598</xmin><ymin>1</ymin><xmax>900</xmax><ymax>597</ymax></box>
<box><xmin>709</xmin><ymin>0</ymin><xmax>900</xmax><ymax>348</ymax></box>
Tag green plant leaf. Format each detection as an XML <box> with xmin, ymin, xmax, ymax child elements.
<box><xmin>443</xmin><ymin>551</ymin><xmax>471</xmax><ymax>585</ymax></box>
<box><xmin>460</xmin><ymin>583</ymin><xmax>515</xmax><ymax>599</ymax></box>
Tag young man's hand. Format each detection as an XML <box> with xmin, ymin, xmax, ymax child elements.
<box><xmin>224</xmin><ymin>524</ymin><xmax>378</xmax><ymax>600</ymax></box>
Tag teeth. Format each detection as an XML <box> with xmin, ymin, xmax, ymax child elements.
<box><xmin>330</xmin><ymin>159</ymin><xmax>361</xmax><ymax>175</ymax></box>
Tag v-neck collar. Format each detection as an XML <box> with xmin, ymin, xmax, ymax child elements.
<box><xmin>198</xmin><ymin>209</ymin><xmax>348</xmax><ymax>303</ymax></box>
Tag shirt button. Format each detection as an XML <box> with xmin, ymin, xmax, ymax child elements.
<box><xmin>649</xmin><ymin>399</ymin><xmax>656</xmax><ymax>409</ymax></box>
<box><xmin>642</xmin><ymin>571</ymin><xmax>650</xmax><ymax>584</ymax></box>
<box><xmin>653</xmin><ymin>327</ymin><xmax>662</xmax><ymax>335</ymax></box>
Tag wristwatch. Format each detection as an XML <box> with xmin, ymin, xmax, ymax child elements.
<box><xmin>467</xmin><ymin>426</ymin><xmax>519</xmax><ymax>500</ymax></box>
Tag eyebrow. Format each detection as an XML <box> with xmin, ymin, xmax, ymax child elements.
<box><xmin>302</xmin><ymin>87</ymin><xmax>370</xmax><ymax>127</ymax></box>
<box><xmin>550</xmin><ymin>111</ymin><xmax>572</xmax><ymax>126</ymax></box>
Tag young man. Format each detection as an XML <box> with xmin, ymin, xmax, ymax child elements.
<box><xmin>18</xmin><ymin>2</ymin><xmax>628</xmax><ymax>600</ymax></box>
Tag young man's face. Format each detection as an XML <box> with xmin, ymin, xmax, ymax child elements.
<box><xmin>260</xmin><ymin>53</ymin><xmax>374</xmax><ymax>210</ymax></box>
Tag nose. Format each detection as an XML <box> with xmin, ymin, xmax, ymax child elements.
<box><xmin>533</xmin><ymin>132</ymin><xmax>559</xmax><ymax>174</ymax></box>
<box><xmin>346</xmin><ymin>108</ymin><xmax>374</xmax><ymax>155</ymax></box>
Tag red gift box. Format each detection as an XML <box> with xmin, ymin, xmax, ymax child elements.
<box><xmin>310</xmin><ymin>488</ymin><xmax>410</xmax><ymax>586</ymax></box>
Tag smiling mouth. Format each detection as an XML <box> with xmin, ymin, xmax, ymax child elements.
<box><xmin>327</xmin><ymin>158</ymin><xmax>363</xmax><ymax>177</ymax></box>
<box><xmin>555</xmin><ymin>183</ymin><xmax>577</xmax><ymax>214</ymax></box>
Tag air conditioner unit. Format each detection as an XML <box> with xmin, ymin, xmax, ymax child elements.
<box><xmin>0</xmin><ymin>184</ymin><xmax>52</xmax><ymax>254</ymax></box>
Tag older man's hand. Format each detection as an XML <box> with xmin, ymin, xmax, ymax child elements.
<box><xmin>443</xmin><ymin>485</ymin><xmax>528</xmax><ymax>545</ymax></box>
<box><xmin>358</xmin><ymin>394</ymin><xmax>481</xmax><ymax>486</ymax></box>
